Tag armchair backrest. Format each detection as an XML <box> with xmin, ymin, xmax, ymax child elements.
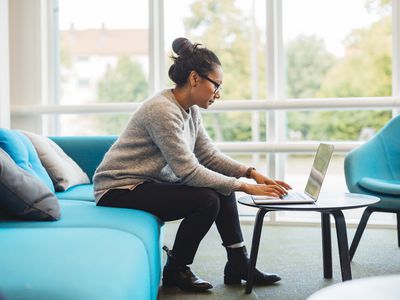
<box><xmin>379</xmin><ymin>116</ymin><xmax>400</xmax><ymax>179</ymax></box>
<box><xmin>345</xmin><ymin>115</ymin><xmax>400</xmax><ymax>193</ymax></box>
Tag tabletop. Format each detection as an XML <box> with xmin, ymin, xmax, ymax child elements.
<box><xmin>238</xmin><ymin>192</ymin><xmax>380</xmax><ymax>212</ymax></box>
<box><xmin>308</xmin><ymin>274</ymin><xmax>400</xmax><ymax>300</ymax></box>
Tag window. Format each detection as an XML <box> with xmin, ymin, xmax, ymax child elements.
<box><xmin>77</xmin><ymin>79</ymin><xmax>90</xmax><ymax>88</ymax></box>
<box><xmin>58</xmin><ymin>113</ymin><xmax>131</xmax><ymax>136</ymax></box>
<box><xmin>58</xmin><ymin>0</ymin><xmax>149</xmax><ymax>134</ymax></box>
<box><xmin>283</xmin><ymin>0</ymin><xmax>393</xmax><ymax>143</ymax></box>
<box><xmin>164</xmin><ymin>0</ymin><xmax>268</xmax><ymax>145</ymax></box>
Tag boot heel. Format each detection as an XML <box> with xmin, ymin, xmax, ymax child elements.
<box><xmin>224</xmin><ymin>275</ymin><xmax>242</xmax><ymax>285</ymax></box>
<box><xmin>162</xmin><ymin>278</ymin><xmax>175</xmax><ymax>287</ymax></box>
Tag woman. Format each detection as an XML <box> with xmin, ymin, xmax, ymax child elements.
<box><xmin>94</xmin><ymin>37</ymin><xmax>291</xmax><ymax>292</ymax></box>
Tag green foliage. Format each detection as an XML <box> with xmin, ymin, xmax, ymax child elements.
<box><xmin>318</xmin><ymin>17</ymin><xmax>392</xmax><ymax>98</ymax></box>
<box><xmin>287</xmin><ymin>2</ymin><xmax>393</xmax><ymax>141</ymax></box>
<box><xmin>184</xmin><ymin>0</ymin><xmax>263</xmax><ymax>100</ymax></box>
<box><xmin>183</xmin><ymin>0</ymin><xmax>267</xmax><ymax>141</ymax></box>
<box><xmin>286</xmin><ymin>35</ymin><xmax>336</xmax><ymax>99</ymax></box>
<box><xmin>90</xmin><ymin>0</ymin><xmax>393</xmax><ymax>140</ymax></box>
<box><xmin>309</xmin><ymin>15</ymin><xmax>393</xmax><ymax>140</ymax></box>
<box><xmin>184</xmin><ymin>0</ymin><xmax>393</xmax><ymax>142</ymax></box>
<box><xmin>288</xmin><ymin>110</ymin><xmax>390</xmax><ymax>141</ymax></box>
<box><xmin>98</xmin><ymin>56</ymin><xmax>148</xmax><ymax>103</ymax></box>
<box><xmin>203</xmin><ymin>112</ymin><xmax>266</xmax><ymax>142</ymax></box>
<box><xmin>95</xmin><ymin>56</ymin><xmax>148</xmax><ymax>134</ymax></box>
<box><xmin>90</xmin><ymin>114</ymin><xmax>132</xmax><ymax>135</ymax></box>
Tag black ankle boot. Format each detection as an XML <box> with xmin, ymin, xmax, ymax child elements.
<box><xmin>224</xmin><ymin>246</ymin><xmax>281</xmax><ymax>285</ymax></box>
<box><xmin>162</xmin><ymin>246</ymin><xmax>213</xmax><ymax>292</ymax></box>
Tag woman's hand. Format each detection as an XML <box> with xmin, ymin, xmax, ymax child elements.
<box><xmin>248</xmin><ymin>169</ymin><xmax>292</xmax><ymax>193</ymax></box>
<box><xmin>239</xmin><ymin>182</ymin><xmax>287</xmax><ymax>198</ymax></box>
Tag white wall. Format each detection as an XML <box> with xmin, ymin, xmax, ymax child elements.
<box><xmin>9</xmin><ymin>0</ymin><xmax>53</xmax><ymax>133</ymax></box>
<box><xmin>0</xmin><ymin>0</ymin><xmax>10</xmax><ymax>128</ymax></box>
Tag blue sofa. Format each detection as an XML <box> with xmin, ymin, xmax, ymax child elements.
<box><xmin>0</xmin><ymin>136</ymin><xmax>163</xmax><ymax>300</ymax></box>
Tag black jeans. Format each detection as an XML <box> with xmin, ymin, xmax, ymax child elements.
<box><xmin>97</xmin><ymin>182</ymin><xmax>244</xmax><ymax>265</ymax></box>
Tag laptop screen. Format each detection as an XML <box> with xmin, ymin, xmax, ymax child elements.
<box><xmin>304</xmin><ymin>143</ymin><xmax>334</xmax><ymax>200</ymax></box>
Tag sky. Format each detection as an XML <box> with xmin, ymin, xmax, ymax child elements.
<box><xmin>59</xmin><ymin>0</ymin><xmax>383</xmax><ymax>57</ymax></box>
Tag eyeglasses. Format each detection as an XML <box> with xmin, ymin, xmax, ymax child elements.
<box><xmin>202</xmin><ymin>75</ymin><xmax>223</xmax><ymax>94</ymax></box>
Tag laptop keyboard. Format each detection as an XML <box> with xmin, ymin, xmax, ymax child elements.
<box><xmin>284</xmin><ymin>190</ymin><xmax>308</xmax><ymax>200</ymax></box>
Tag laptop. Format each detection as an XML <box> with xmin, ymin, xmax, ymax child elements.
<box><xmin>252</xmin><ymin>143</ymin><xmax>334</xmax><ymax>205</ymax></box>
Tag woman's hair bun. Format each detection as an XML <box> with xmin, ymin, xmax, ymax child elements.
<box><xmin>172</xmin><ymin>37</ymin><xmax>194</xmax><ymax>56</ymax></box>
<box><xmin>168</xmin><ymin>37</ymin><xmax>220</xmax><ymax>87</ymax></box>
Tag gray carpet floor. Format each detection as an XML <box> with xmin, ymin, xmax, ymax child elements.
<box><xmin>158</xmin><ymin>221</ymin><xmax>399</xmax><ymax>300</ymax></box>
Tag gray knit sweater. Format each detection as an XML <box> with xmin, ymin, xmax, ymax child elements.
<box><xmin>93</xmin><ymin>89</ymin><xmax>247</xmax><ymax>203</ymax></box>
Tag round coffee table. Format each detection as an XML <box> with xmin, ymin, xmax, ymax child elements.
<box><xmin>308</xmin><ymin>274</ymin><xmax>400</xmax><ymax>300</ymax></box>
<box><xmin>238</xmin><ymin>192</ymin><xmax>380</xmax><ymax>294</ymax></box>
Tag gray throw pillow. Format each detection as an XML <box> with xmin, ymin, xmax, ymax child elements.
<box><xmin>20</xmin><ymin>130</ymin><xmax>90</xmax><ymax>191</ymax></box>
<box><xmin>0</xmin><ymin>148</ymin><xmax>60</xmax><ymax>221</ymax></box>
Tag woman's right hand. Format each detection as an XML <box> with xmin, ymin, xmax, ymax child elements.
<box><xmin>239</xmin><ymin>182</ymin><xmax>287</xmax><ymax>198</ymax></box>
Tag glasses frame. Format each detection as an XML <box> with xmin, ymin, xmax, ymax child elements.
<box><xmin>202</xmin><ymin>75</ymin><xmax>223</xmax><ymax>94</ymax></box>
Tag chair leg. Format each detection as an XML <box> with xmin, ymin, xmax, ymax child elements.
<box><xmin>397</xmin><ymin>213</ymin><xmax>400</xmax><ymax>247</ymax></box>
<box><xmin>349</xmin><ymin>207</ymin><xmax>374</xmax><ymax>261</ymax></box>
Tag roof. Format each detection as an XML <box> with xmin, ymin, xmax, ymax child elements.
<box><xmin>60</xmin><ymin>28</ymin><xmax>148</xmax><ymax>56</ymax></box>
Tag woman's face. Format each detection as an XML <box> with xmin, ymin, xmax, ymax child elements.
<box><xmin>194</xmin><ymin>65</ymin><xmax>223</xmax><ymax>109</ymax></box>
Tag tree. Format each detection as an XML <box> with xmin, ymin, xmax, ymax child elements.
<box><xmin>285</xmin><ymin>35</ymin><xmax>336</xmax><ymax>140</ymax></box>
<box><xmin>184</xmin><ymin>0</ymin><xmax>268</xmax><ymax>100</ymax></box>
<box><xmin>98</xmin><ymin>56</ymin><xmax>148</xmax><ymax>103</ymax></box>
<box><xmin>180</xmin><ymin>0</ymin><xmax>393</xmax><ymax>141</ymax></box>
<box><xmin>182</xmin><ymin>0</ymin><xmax>267</xmax><ymax>141</ymax></box>
<box><xmin>95</xmin><ymin>56</ymin><xmax>148</xmax><ymax>134</ymax></box>
<box><xmin>286</xmin><ymin>35</ymin><xmax>336</xmax><ymax>99</ymax></box>
<box><xmin>286</xmin><ymin>1</ymin><xmax>393</xmax><ymax>141</ymax></box>
<box><xmin>318</xmin><ymin>17</ymin><xmax>391</xmax><ymax>98</ymax></box>
<box><xmin>313</xmin><ymin>11</ymin><xmax>392</xmax><ymax>140</ymax></box>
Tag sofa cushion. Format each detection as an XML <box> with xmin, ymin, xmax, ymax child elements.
<box><xmin>56</xmin><ymin>184</ymin><xmax>94</xmax><ymax>201</ymax></box>
<box><xmin>0</xmin><ymin>149</ymin><xmax>60</xmax><ymax>220</ymax></box>
<box><xmin>0</xmin><ymin>227</ymin><xmax>151</xmax><ymax>300</ymax></box>
<box><xmin>359</xmin><ymin>177</ymin><xmax>400</xmax><ymax>196</ymax></box>
<box><xmin>0</xmin><ymin>128</ymin><xmax>54</xmax><ymax>192</ymax></box>
<box><xmin>0</xmin><ymin>200</ymin><xmax>162</xmax><ymax>299</ymax></box>
<box><xmin>20</xmin><ymin>130</ymin><xmax>90</xmax><ymax>192</ymax></box>
<box><xmin>50</xmin><ymin>136</ymin><xmax>117</xmax><ymax>181</ymax></box>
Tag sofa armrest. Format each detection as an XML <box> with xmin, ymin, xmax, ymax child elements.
<box><xmin>50</xmin><ymin>136</ymin><xmax>117</xmax><ymax>182</ymax></box>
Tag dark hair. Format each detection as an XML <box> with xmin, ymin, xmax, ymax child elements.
<box><xmin>168</xmin><ymin>37</ymin><xmax>221</xmax><ymax>86</ymax></box>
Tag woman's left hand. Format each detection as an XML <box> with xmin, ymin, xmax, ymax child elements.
<box><xmin>250</xmin><ymin>169</ymin><xmax>292</xmax><ymax>191</ymax></box>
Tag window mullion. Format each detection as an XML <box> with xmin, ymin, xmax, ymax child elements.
<box><xmin>266</xmin><ymin>0</ymin><xmax>284</xmax><ymax>224</ymax></box>
<box><xmin>266</xmin><ymin>0</ymin><xmax>277</xmax><ymax>180</ymax></box>
<box><xmin>149</xmin><ymin>0</ymin><xmax>165</xmax><ymax>95</ymax></box>
<box><xmin>393</xmin><ymin>0</ymin><xmax>400</xmax><ymax>117</ymax></box>
<box><xmin>266</xmin><ymin>0</ymin><xmax>285</xmax><ymax>179</ymax></box>
<box><xmin>0</xmin><ymin>0</ymin><xmax>10</xmax><ymax>128</ymax></box>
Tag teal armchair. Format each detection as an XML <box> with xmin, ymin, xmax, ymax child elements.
<box><xmin>344</xmin><ymin>115</ymin><xmax>400</xmax><ymax>260</ymax></box>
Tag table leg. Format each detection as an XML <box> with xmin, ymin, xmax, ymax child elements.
<box><xmin>332</xmin><ymin>210</ymin><xmax>352</xmax><ymax>281</ymax></box>
<box><xmin>245</xmin><ymin>208</ymin><xmax>268</xmax><ymax>294</ymax></box>
<box><xmin>321</xmin><ymin>213</ymin><xmax>332</xmax><ymax>279</ymax></box>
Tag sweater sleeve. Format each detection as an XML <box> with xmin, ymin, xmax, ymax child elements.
<box><xmin>144</xmin><ymin>102</ymin><xmax>241</xmax><ymax>195</ymax></box>
<box><xmin>194</xmin><ymin>114</ymin><xmax>248</xmax><ymax>178</ymax></box>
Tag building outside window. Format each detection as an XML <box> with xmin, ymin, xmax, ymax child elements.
<box><xmin>58</xmin><ymin>0</ymin><xmax>149</xmax><ymax>135</ymax></box>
